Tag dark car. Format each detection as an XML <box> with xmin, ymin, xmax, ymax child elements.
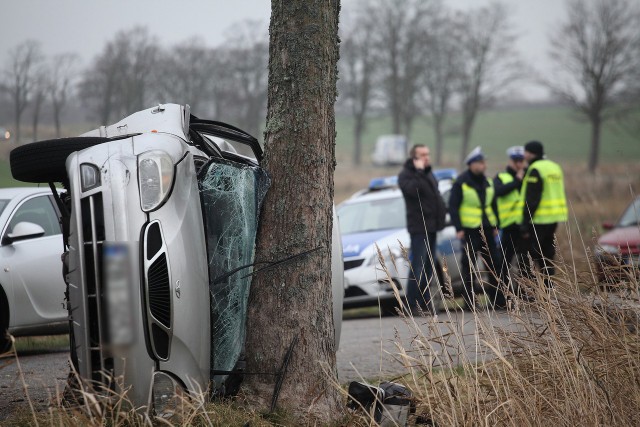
<box><xmin>594</xmin><ymin>196</ymin><xmax>640</xmax><ymax>282</ymax></box>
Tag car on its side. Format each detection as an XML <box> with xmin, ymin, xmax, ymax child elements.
<box><xmin>338</xmin><ymin>172</ymin><xmax>463</xmax><ymax>314</ymax></box>
<box><xmin>9</xmin><ymin>104</ymin><xmax>344</xmax><ymax>413</ymax></box>
<box><xmin>0</xmin><ymin>187</ymin><xmax>68</xmax><ymax>353</ymax></box>
<box><xmin>594</xmin><ymin>196</ymin><xmax>640</xmax><ymax>282</ymax></box>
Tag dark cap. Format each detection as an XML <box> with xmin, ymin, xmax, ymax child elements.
<box><xmin>524</xmin><ymin>140</ymin><xmax>544</xmax><ymax>157</ymax></box>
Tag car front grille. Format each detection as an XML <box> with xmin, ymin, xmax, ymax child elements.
<box><xmin>143</xmin><ymin>221</ymin><xmax>172</xmax><ymax>361</ymax></box>
<box><xmin>148</xmin><ymin>253</ymin><xmax>171</xmax><ymax>327</ymax></box>
<box><xmin>344</xmin><ymin>258</ymin><xmax>365</xmax><ymax>270</ymax></box>
<box><xmin>80</xmin><ymin>193</ymin><xmax>114</xmax><ymax>385</ymax></box>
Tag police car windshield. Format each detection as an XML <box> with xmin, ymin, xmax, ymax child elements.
<box><xmin>618</xmin><ymin>198</ymin><xmax>640</xmax><ymax>228</ymax></box>
<box><xmin>338</xmin><ymin>196</ymin><xmax>405</xmax><ymax>234</ymax></box>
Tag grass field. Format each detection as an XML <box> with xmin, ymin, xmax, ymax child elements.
<box><xmin>335</xmin><ymin>105</ymin><xmax>640</xmax><ymax>166</ymax></box>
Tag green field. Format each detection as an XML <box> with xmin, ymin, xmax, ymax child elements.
<box><xmin>0</xmin><ymin>105</ymin><xmax>637</xmax><ymax>189</ymax></box>
<box><xmin>335</xmin><ymin>105</ymin><xmax>640</xmax><ymax>166</ymax></box>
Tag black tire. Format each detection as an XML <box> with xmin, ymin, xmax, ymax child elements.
<box><xmin>0</xmin><ymin>287</ymin><xmax>11</xmax><ymax>354</ymax></box>
<box><xmin>10</xmin><ymin>137</ymin><xmax>113</xmax><ymax>183</ymax></box>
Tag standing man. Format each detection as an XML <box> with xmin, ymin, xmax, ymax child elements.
<box><xmin>449</xmin><ymin>147</ymin><xmax>503</xmax><ymax>310</ymax></box>
<box><xmin>398</xmin><ymin>144</ymin><xmax>447</xmax><ymax>315</ymax></box>
<box><xmin>494</xmin><ymin>146</ymin><xmax>526</xmax><ymax>288</ymax></box>
<box><xmin>517</xmin><ymin>141</ymin><xmax>568</xmax><ymax>286</ymax></box>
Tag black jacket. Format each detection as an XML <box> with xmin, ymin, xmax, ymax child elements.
<box><xmin>449</xmin><ymin>169</ymin><xmax>498</xmax><ymax>231</ymax></box>
<box><xmin>398</xmin><ymin>159</ymin><xmax>447</xmax><ymax>234</ymax></box>
<box><xmin>521</xmin><ymin>158</ymin><xmax>543</xmax><ymax>227</ymax></box>
<box><xmin>493</xmin><ymin>166</ymin><xmax>522</xmax><ymax>197</ymax></box>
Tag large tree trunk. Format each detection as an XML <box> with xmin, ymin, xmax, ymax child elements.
<box><xmin>588</xmin><ymin>114</ymin><xmax>601</xmax><ymax>173</ymax></box>
<box><xmin>244</xmin><ymin>0</ymin><xmax>341</xmax><ymax>423</ymax></box>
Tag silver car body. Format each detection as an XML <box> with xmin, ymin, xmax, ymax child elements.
<box><xmin>64</xmin><ymin>104</ymin><xmax>343</xmax><ymax>407</ymax></box>
<box><xmin>0</xmin><ymin>188</ymin><xmax>67</xmax><ymax>337</ymax></box>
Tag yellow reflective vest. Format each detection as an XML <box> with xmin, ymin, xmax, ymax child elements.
<box><xmin>460</xmin><ymin>179</ymin><xmax>497</xmax><ymax>228</ymax></box>
<box><xmin>496</xmin><ymin>172</ymin><xmax>520</xmax><ymax>228</ymax></box>
<box><xmin>518</xmin><ymin>159</ymin><xmax>568</xmax><ymax>224</ymax></box>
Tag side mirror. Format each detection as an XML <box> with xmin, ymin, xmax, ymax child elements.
<box><xmin>602</xmin><ymin>221</ymin><xmax>615</xmax><ymax>231</ymax></box>
<box><xmin>2</xmin><ymin>222</ymin><xmax>45</xmax><ymax>245</ymax></box>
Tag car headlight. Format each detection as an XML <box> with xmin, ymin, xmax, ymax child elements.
<box><xmin>80</xmin><ymin>163</ymin><xmax>101</xmax><ymax>192</ymax></box>
<box><xmin>151</xmin><ymin>371</ymin><xmax>186</xmax><ymax>418</ymax></box>
<box><xmin>138</xmin><ymin>150</ymin><xmax>174</xmax><ymax>212</ymax></box>
<box><xmin>367</xmin><ymin>247</ymin><xmax>402</xmax><ymax>267</ymax></box>
<box><xmin>599</xmin><ymin>244</ymin><xmax>620</xmax><ymax>255</ymax></box>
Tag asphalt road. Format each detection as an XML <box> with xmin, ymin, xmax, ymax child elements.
<box><xmin>0</xmin><ymin>309</ymin><xmax>516</xmax><ymax>421</ymax></box>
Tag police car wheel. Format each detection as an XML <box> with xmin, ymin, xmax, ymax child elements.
<box><xmin>10</xmin><ymin>137</ymin><xmax>114</xmax><ymax>183</ymax></box>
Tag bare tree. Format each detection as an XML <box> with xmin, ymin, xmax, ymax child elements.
<box><xmin>155</xmin><ymin>37</ymin><xmax>215</xmax><ymax>114</ymax></box>
<box><xmin>548</xmin><ymin>0</ymin><xmax>640</xmax><ymax>172</ymax></box>
<box><xmin>244</xmin><ymin>0</ymin><xmax>341</xmax><ymax>422</ymax></box>
<box><xmin>220</xmin><ymin>21</ymin><xmax>269</xmax><ymax>137</ymax></box>
<box><xmin>3</xmin><ymin>40</ymin><xmax>44</xmax><ymax>143</ymax></box>
<box><xmin>367</xmin><ymin>0</ymin><xmax>433</xmax><ymax>139</ymax></box>
<box><xmin>49</xmin><ymin>53</ymin><xmax>79</xmax><ymax>138</ymax></box>
<box><xmin>456</xmin><ymin>2</ymin><xmax>521</xmax><ymax>165</ymax></box>
<box><xmin>420</xmin><ymin>8</ymin><xmax>461</xmax><ymax>166</ymax></box>
<box><xmin>339</xmin><ymin>6</ymin><xmax>377</xmax><ymax>165</ymax></box>
<box><xmin>30</xmin><ymin>65</ymin><xmax>49</xmax><ymax>142</ymax></box>
<box><xmin>79</xmin><ymin>27</ymin><xmax>159</xmax><ymax>123</ymax></box>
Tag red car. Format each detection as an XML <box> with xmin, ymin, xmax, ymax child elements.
<box><xmin>595</xmin><ymin>196</ymin><xmax>640</xmax><ymax>281</ymax></box>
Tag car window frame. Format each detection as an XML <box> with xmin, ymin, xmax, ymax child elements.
<box><xmin>1</xmin><ymin>193</ymin><xmax>62</xmax><ymax>244</ymax></box>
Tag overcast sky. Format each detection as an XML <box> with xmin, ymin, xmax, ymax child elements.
<box><xmin>1</xmin><ymin>0</ymin><xmax>567</xmax><ymax>100</ymax></box>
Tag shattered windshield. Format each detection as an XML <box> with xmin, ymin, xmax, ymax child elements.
<box><xmin>198</xmin><ymin>158</ymin><xmax>269</xmax><ymax>388</ymax></box>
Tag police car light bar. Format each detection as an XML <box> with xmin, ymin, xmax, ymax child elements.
<box><xmin>368</xmin><ymin>176</ymin><xmax>398</xmax><ymax>190</ymax></box>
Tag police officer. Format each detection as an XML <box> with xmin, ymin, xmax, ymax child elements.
<box><xmin>494</xmin><ymin>146</ymin><xmax>526</xmax><ymax>288</ymax></box>
<box><xmin>449</xmin><ymin>147</ymin><xmax>503</xmax><ymax>310</ymax></box>
<box><xmin>517</xmin><ymin>140</ymin><xmax>568</xmax><ymax>286</ymax></box>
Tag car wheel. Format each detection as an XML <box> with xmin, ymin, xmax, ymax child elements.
<box><xmin>0</xmin><ymin>287</ymin><xmax>11</xmax><ymax>354</ymax></box>
<box><xmin>10</xmin><ymin>137</ymin><xmax>114</xmax><ymax>183</ymax></box>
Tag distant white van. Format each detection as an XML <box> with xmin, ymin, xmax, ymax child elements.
<box><xmin>371</xmin><ymin>134</ymin><xmax>407</xmax><ymax>166</ymax></box>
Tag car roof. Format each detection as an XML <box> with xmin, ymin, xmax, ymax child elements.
<box><xmin>341</xmin><ymin>187</ymin><xmax>403</xmax><ymax>205</ymax></box>
<box><xmin>0</xmin><ymin>187</ymin><xmax>54</xmax><ymax>199</ymax></box>
<box><xmin>340</xmin><ymin>178</ymin><xmax>453</xmax><ymax>207</ymax></box>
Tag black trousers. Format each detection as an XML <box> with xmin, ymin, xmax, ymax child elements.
<box><xmin>460</xmin><ymin>227</ymin><xmax>504</xmax><ymax>309</ymax></box>
<box><xmin>499</xmin><ymin>224</ymin><xmax>521</xmax><ymax>287</ymax></box>
<box><xmin>518</xmin><ymin>223</ymin><xmax>558</xmax><ymax>285</ymax></box>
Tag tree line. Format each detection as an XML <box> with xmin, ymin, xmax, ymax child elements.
<box><xmin>1</xmin><ymin>0</ymin><xmax>639</xmax><ymax>171</ymax></box>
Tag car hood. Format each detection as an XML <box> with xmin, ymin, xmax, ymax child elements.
<box><xmin>598</xmin><ymin>226</ymin><xmax>640</xmax><ymax>253</ymax></box>
<box><xmin>342</xmin><ymin>228</ymin><xmax>408</xmax><ymax>258</ymax></box>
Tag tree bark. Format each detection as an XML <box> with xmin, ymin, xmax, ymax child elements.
<box><xmin>244</xmin><ymin>0</ymin><xmax>341</xmax><ymax>423</ymax></box>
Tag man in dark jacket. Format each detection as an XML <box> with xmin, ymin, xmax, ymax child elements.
<box><xmin>449</xmin><ymin>147</ymin><xmax>503</xmax><ymax>310</ymax></box>
<box><xmin>398</xmin><ymin>144</ymin><xmax>447</xmax><ymax>315</ymax></box>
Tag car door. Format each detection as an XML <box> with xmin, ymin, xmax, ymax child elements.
<box><xmin>0</xmin><ymin>194</ymin><xmax>66</xmax><ymax>328</ymax></box>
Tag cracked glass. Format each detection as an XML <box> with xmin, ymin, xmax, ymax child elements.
<box><xmin>198</xmin><ymin>158</ymin><xmax>270</xmax><ymax>390</ymax></box>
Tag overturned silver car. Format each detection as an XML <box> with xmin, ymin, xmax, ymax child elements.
<box><xmin>10</xmin><ymin>104</ymin><xmax>343</xmax><ymax>410</ymax></box>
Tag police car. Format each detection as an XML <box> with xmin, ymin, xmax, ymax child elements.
<box><xmin>338</xmin><ymin>170</ymin><xmax>464</xmax><ymax>314</ymax></box>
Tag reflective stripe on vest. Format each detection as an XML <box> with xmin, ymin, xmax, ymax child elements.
<box><xmin>460</xmin><ymin>180</ymin><xmax>497</xmax><ymax>228</ymax></box>
<box><xmin>496</xmin><ymin>172</ymin><xmax>520</xmax><ymax>228</ymax></box>
<box><xmin>517</xmin><ymin>159</ymin><xmax>568</xmax><ymax>224</ymax></box>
